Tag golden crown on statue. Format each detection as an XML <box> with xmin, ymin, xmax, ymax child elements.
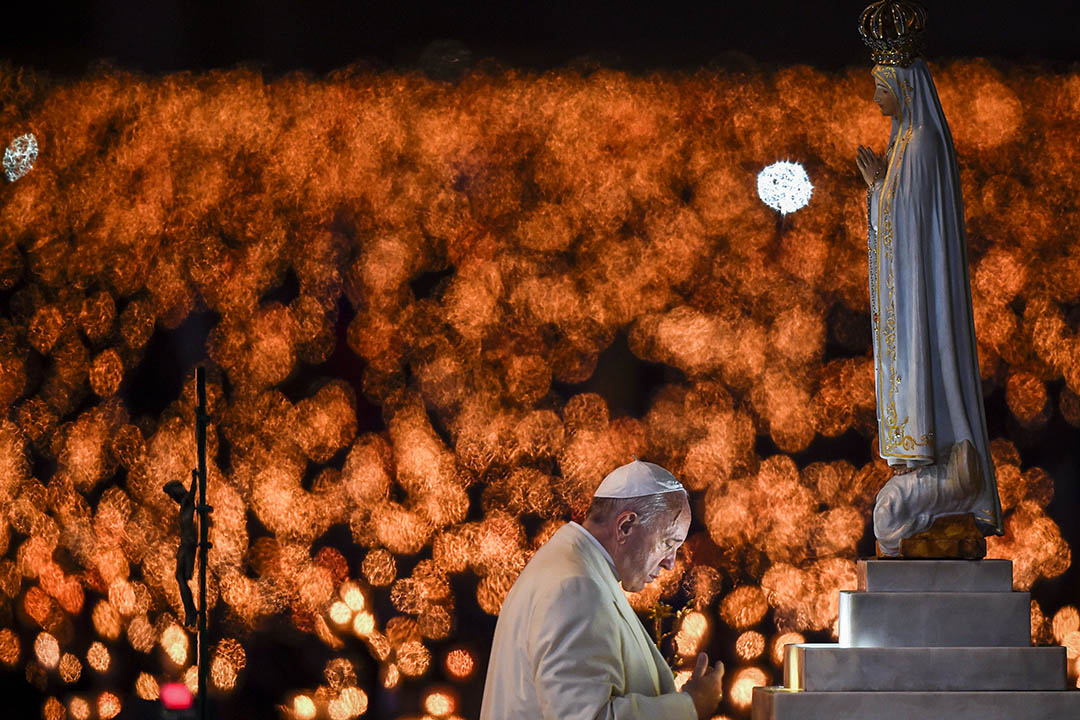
<box><xmin>858</xmin><ymin>0</ymin><xmax>927</xmax><ymax>67</ymax></box>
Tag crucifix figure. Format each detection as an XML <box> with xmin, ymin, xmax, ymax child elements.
<box><xmin>165</xmin><ymin>470</ymin><xmax>198</xmax><ymax>627</ymax></box>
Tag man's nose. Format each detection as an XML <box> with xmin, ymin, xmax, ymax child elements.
<box><xmin>660</xmin><ymin>552</ymin><xmax>677</xmax><ymax>570</ymax></box>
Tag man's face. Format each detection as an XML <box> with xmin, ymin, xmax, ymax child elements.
<box><xmin>615</xmin><ymin>494</ymin><xmax>692</xmax><ymax>593</ymax></box>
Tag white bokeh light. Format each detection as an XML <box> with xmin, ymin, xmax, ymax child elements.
<box><xmin>3</xmin><ymin>133</ymin><xmax>38</xmax><ymax>182</ymax></box>
<box><xmin>757</xmin><ymin>160</ymin><xmax>813</xmax><ymax>214</ymax></box>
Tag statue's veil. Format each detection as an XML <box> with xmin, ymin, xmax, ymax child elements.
<box><xmin>870</xmin><ymin>58</ymin><xmax>1004</xmax><ymax>536</ymax></box>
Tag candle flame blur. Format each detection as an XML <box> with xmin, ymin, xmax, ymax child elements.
<box><xmin>0</xmin><ymin>58</ymin><xmax>1076</xmax><ymax>719</ymax></box>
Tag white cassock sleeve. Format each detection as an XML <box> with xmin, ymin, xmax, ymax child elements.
<box><xmin>527</xmin><ymin>575</ymin><xmax>697</xmax><ymax>720</ymax></box>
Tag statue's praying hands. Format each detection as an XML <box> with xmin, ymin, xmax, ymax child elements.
<box><xmin>856</xmin><ymin>145</ymin><xmax>886</xmax><ymax>187</ymax></box>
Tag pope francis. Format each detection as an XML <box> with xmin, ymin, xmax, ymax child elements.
<box><xmin>479</xmin><ymin>460</ymin><xmax>724</xmax><ymax>720</ymax></box>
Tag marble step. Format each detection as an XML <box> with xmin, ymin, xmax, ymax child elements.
<box><xmin>752</xmin><ymin>687</ymin><xmax>1080</xmax><ymax>720</ymax></box>
<box><xmin>858</xmin><ymin>559</ymin><xmax>1013</xmax><ymax>592</ymax></box>
<box><xmin>784</xmin><ymin>643</ymin><xmax>1067</xmax><ymax>692</ymax></box>
<box><xmin>839</xmin><ymin>590</ymin><xmax>1030</xmax><ymax>647</ymax></box>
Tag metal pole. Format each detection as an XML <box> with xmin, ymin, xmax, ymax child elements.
<box><xmin>195</xmin><ymin>367</ymin><xmax>211</xmax><ymax>720</ymax></box>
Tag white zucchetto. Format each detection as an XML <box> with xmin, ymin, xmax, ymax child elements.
<box><xmin>593</xmin><ymin>459</ymin><xmax>685</xmax><ymax>499</ymax></box>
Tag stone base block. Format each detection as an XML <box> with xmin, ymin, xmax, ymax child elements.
<box><xmin>786</xmin><ymin>644</ymin><xmax>1066</xmax><ymax>691</ymax></box>
<box><xmin>858</xmin><ymin>559</ymin><xmax>1013</xmax><ymax>592</ymax></box>
<box><xmin>839</xmin><ymin>591</ymin><xmax>1030</xmax><ymax>647</ymax></box>
<box><xmin>752</xmin><ymin>687</ymin><xmax>1080</xmax><ymax>720</ymax></box>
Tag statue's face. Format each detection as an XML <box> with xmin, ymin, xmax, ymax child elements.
<box><xmin>873</xmin><ymin>78</ymin><xmax>899</xmax><ymax>118</ymax></box>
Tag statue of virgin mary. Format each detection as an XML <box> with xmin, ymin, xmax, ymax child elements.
<box><xmin>855</xmin><ymin>0</ymin><xmax>1003</xmax><ymax>556</ymax></box>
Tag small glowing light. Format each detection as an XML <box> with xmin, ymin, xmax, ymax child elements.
<box><xmin>444</xmin><ymin>648</ymin><xmax>475</xmax><ymax>679</ymax></box>
<box><xmin>365</xmin><ymin>632</ymin><xmax>391</xmax><ymax>661</ymax></box>
<box><xmin>212</xmin><ymin>638</ymin><xmax>246</xmax><ymax>690</ymax></box>
<box><xmin>735</xmin><ymin>631</ymin><xmax>766</xmax><ymax>661</ymax></box>
<box><xmin>34</xmin><ymin>632</ymin><xmax>59</xmax><ymax>669</ymax></box>
<box><xmin>362</xmin><ymin>549</ymin><xmax>396</xmax><ymax>587</ymax></box>
<box><xmin>756</xmin><ymin>161</ymin><xmax>813</xmax><ymax>214</ymax></box>
<box><xmin>293</xmin><ymin>694</ymin><xmax>317</xmax><ymax>720</ymax></box>
<box><xmin>424</xmin><ymin>690</ymin><xmax>455</xmax><ymax>717</ymax></box>
<box><xmin>730</xmin><ymin>667</ymin><xmax>768</xmax><ymax>709</ymax></box>
<box><xmin>160</xmin><ymin>682</ymin><xmax>193</xmax><ymax>709</ymax></box>
<box><xmin>92</xmin><ymin>602</ymin><xmax>122</xmax><ymax>641</ymax></box>
<box><xmin>341</xmin><ymin>583</ymin><xmax>366</xmax><ymax>612</ymax></box>
<box><xmin>720</xmin><ymin>586</ymin><xmax>769</xmax><ymax>630</ymax></box>
<box><xmin>211</xmin><ymin>655</ymin><xmax>238</xmax><ymax>691</ymax></box>
<box><xmin>1064</xmin><ymin>630</ymin><xmax>1080</xmax><ymax>660</ymax></box>
<box><xmin>352</xmin><ymin>611</ymin><xmax>375</xmax><ymax>638</ymax></box>
<box><xmin>339</xmin><ymin>687</ymin><xmax>368</xmax><ymax>716</ymax></box>
<box><xmin>127</xmin><ymin>615</ymin><xmax>156</xmax><ymax>653</ymax></box>
<box><xmin>419</xmin><ymin>604</ymin><xmax>452</xmax><ymax>640</ymax></box>
<box><xmin>184</xmin><ymin>666</ymin><xmax>201</xmax><ymax>695</ymax></box>
<box><xmin>323</xmin><ymin>657</ymin><xmax>356</xmax><ymax>690</ymax></box>
<box><xmin>135</xmin><ymin>672</ymin><xmax>160</xmax><ymax>700</ymax></box>
<box><xmin>0</xmin><ymin>629</ymin><xmax>20</xmax><ymax>666</ymax></box>
<box><xmin>396</xmin><ymin>640</ymin><xmax>431</xmax><ymax>677</ymax></box>
<box><xmin>42</xmin><ymin>696</ymin><xmax>65</xmax><ymax>720</ymax></box>
<box><xmin>87</xmin><ymin>641</ymin><xmax>110</xmax><ymax>672</ymax></box>
<box><xmin>161</xmin><ymin>624</ymin><xmax>189</xmax><ymax>665</ymax></box>
<box><xmin>382</xmin><ymin>663</ymin><xmax>400</xmax><ymax>689</ymax></box>
<box><xmin>675</xmin><ymin>611</ymin><xmax>710</xmax><ymax>656</ymax></box>
<box><xmin>1052</xmin><ymin>605</ymin><xmax>1078</xmax><ymax>644</ymax></box>
<box><xmin>68</xmin><ymin>697</ymin><xmax>90</xmax><ymax>720</ymax></box>
<box><xmin>97</xmin><ymin>691</ymin><xmax>121</xmax><ymax>719</ymax></box>
<box><xmin>328</xmin><ymin>601</ymin><xmax>352</xmax><ymax>626</ymax></box>
<box><xmin>24</xmin><ymin>587</ymin><xmax>53</xmax><ymax>626</ymax></box>
<box><xmin>769</xmin><ymin>632</ymin><xmax>806</xmax><ymax>666</ymax></box>
<box><xmin>327</xmin><ymin>698</ymin><xmax>349</xmax><ymax>720</ymax></box>
<box><xmin>3</xmin><ymin>133</ymin><xmax>37</xmax><ymax>182</ymax></box>
<box><xmin>682</xmin><ymin>611</ymin><xmax>708</xmax><ymax>639</ymax></box>
<box><xmin>108</xmin><ymin>580</ymin><xmax>137</xmax><ymax>616</ymax></box>
<box><xmin>59</xmin><ymin>652</ymin><xmax>82</xmax><ymax>682</ymax></box>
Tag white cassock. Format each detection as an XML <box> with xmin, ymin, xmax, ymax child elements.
<box><xmin>479</xmin><ymin>521</ymin><xmax>696</xmax><ymax>720</ymax></box>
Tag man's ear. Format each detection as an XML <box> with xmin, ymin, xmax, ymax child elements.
<box><xmin>616</xmin><ymin>511</ymin><xmax>637</xmax><ymax>540</ymax></box>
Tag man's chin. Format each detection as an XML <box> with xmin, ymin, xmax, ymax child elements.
<box><xmin>626</xmin><ymin>577</ymin><xmax>658</xmax><ymax>593</ymax></box>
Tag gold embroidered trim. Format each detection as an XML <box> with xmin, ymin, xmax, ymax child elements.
<box><xmin>871</xmin><ymin>67</ymin><xmax>934</xmax><ymax>458</ymax></box>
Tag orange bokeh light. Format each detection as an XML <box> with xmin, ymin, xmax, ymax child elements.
<box><xmin>729</xmin><ymin>667</ymin><xmax>769</xmax><ymax>709</ymax></box>
<box><xmin>34</xmin><ymin>632</ymin><xmax>59</xmax><ymax>669</ymax></box>
<box><xmin>87</xmin><ymin>642</ymin><xmax>110</xmax><ymax>672</ymax></box>
<box><xmin>135</xmin><ymin>672</ymin><xmax>160</xmax><ymax>700</ymax></box>
<box><xmin>0</xmin><ymin>58</ymin><xmax>1076</xmax><ymax>719</ymax></box>
<box><xmin>97</xmin><ymin>692</ymin><xmax>121</xmax><ymax>720</ymax></box>
<box><xmin>735</xmin><ymin>631</ymin><xmax>766</xmax><ymax>661</ymax></box>
<box><xmin>59</xmin><ymin>652</ymin><xmax>82</xmax><ymax>683</ymax></box>
<box><xmin>0</xmin><ymin>629</ymin><xmax>19</xmax><ymax>667</ymax></box>
<box><xmin>424</xmin><ymin>690</ymin><xmax>456</xmax><ymax>717</ymax></box>
<box><xmin>68</xmin><ymin>697</ymin><xmax>90</xmax><ymax>720</ymax></box>
<box><xmin>444</xmin><ymin>648</ymin><xmax>475</xmax><ymax>680</ymax></box>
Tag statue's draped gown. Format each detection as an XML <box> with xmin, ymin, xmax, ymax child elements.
<box><xmin>867</xmin><ymin>59</ymin><xmax>1004</xmax><ymax>542</ymax></box>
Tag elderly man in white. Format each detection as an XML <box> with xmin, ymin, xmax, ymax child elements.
<box><xmin>480</xmin><ymin>459</ymin><xmax>724</xmax><ymax>720</ymax></box>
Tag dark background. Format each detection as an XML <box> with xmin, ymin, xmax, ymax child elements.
<box><xmin>4</xmin><ymin>1</ymin><xmax>1079</xmax><ymax>76</ymax></box>
<box><xmin>2</xmin><ymin>1</ymin><xmax>1078</xmax><ymax>718</ymax></box>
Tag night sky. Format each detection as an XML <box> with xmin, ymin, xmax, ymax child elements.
<box><xmin>4</xmin><ymin>1</ymin><xmax>1079</xmax><ymax>75</ymax></box>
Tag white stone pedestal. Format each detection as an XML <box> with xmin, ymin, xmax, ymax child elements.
<box><xmin>751</xmin><ymin>560</ymin><xmax>1080</xmax><ymax>719</ymax></box>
